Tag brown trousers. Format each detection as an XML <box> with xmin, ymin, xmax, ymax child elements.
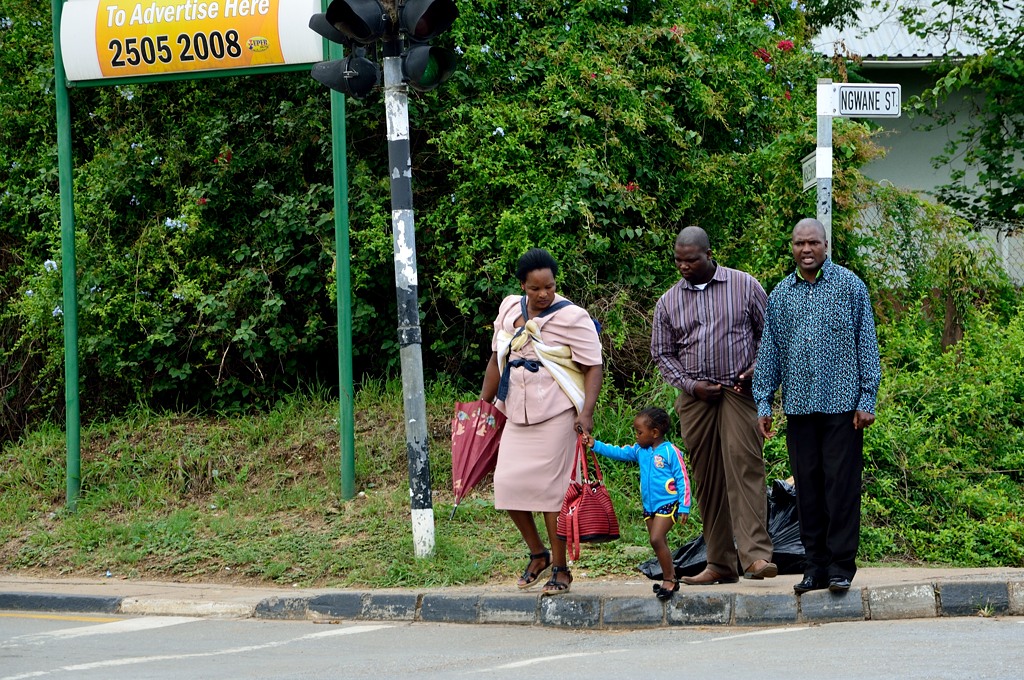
<box><xmin>675</xmin><ymin>388</ymin><xmax>773</xmax><ymax>576</ymax></box>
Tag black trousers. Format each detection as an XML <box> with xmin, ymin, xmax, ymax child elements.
<box><xmin>786</xmin><ymin>412</ymin><xmax>863</xmax><ymax>581</ymax></box>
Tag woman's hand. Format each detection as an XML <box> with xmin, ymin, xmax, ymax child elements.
<box><xmin>574</xmin><ymin>413</ymin><xmax>594</xmax><ymax>436</ymax></box>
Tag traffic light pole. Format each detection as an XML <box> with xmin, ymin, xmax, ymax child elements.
<box><xmin>383</xmin><ymin>39</ymin><xmax>435</xmax><ymax>558</ymax></box>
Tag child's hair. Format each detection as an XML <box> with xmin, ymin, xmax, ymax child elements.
<box><xmin>637</xmin><ymin>406</ymin><xmax>671</xmax><ymax>436</ymax></box>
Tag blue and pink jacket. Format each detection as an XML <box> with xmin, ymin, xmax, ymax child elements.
<box><xmin>591</xmin><ymin>440</ymin><xmax>691</xmax><ymax>515</ymax></box>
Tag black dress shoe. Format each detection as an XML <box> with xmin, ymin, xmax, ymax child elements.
<box><xmin>828</xmin><ymin>576</ymin><xmax>852</xmax><ymax>592</ymax></box>
<box><xmin>793</xmin><ymin>575</ymin><xmax>827</xmax><ymax>594</ymax></box>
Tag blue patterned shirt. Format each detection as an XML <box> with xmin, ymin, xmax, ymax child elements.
<box><xmin>752</xmin><ymin>259</ymin><xmax>881</xmax><ymax>417</ymax></box>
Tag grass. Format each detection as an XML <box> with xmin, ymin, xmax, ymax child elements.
<box><xmin>0</xmin><ymin>378</ymin><xmax>706</xmax><ymax>588</ymax></box>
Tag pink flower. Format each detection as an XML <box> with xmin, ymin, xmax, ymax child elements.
<box><xmin>784</xmin><ymin>91</ymin><xmax>792</xmax><ymax>100</ymax></box>
<box><xmin>197</xmin><ymin>197</ymin><xmax>208</xmax><ymax>205</ymax></box>
<box><xmin>625</xmin><ymin>182</ymin><xmax>638</xmax><ymax>192</ymax></box>
<box><xmin>777</xmin><ymin>39</ymin><xmax>794</xmax><ymax>52</ymax></box>
<box><xmin>754</xmin><ymin>48</ymin><xmax>771</xmax><ymax>63</ymax></box>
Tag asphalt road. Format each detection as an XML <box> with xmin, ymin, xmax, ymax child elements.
<box><xmin>2</xmin><ymin>612</ymin><xmax>1023</xmax><ymax>679</ymax></box>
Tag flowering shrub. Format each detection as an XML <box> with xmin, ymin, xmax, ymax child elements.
<box><xmin>1</xmin><ymin>0</ymin><xmax>863</xmax><ymax>436</ymax></box>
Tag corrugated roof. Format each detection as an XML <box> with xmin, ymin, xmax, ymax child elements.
<box><xmin>813</xmin><ymin>2</ymin><xmax>1013</xmax><ymax>62</ymax></box>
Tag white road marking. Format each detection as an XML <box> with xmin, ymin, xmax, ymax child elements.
<box><xmin>5</xmin><ymin>617</ymin><xmax>200</xmax><ymax>645</ymax></box>
<box><xmin>689</xmin><ymin>626</ymin><xmax>811</xmax><ymax>643</ymax></box>
<box><xmin>0</xmin><ymin>614</ymin><xmax>120</xmax><ymax>623</ymax></box>
<box><xmin>0</xmin><ymin>624</ymin><xmax>392</xmax><ymax>680</ymax></box>
<box><xmin>476</xmin><ymin>649</ymin><xmax>630</xmax><ymax>671</ymax></box>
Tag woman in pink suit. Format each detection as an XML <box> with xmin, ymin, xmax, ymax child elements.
<box><xmin>479</xmin><ymin>248</ymin><xmax>603</xmax><ymax>595</ymax></box>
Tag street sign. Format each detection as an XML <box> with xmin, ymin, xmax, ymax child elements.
<box><xmin>801</xmin><ymin>151</ymin><xmax>816</xmax><ymax>192</ymax></box>
<box><xmin>832</xmin><ymin>83</ymin><xmax>901</xmax><ymax>118</ymax></box>
<box><xmin>59</xmin><ymin>0</ymin><xmax>322</xmax><ymax>82</ymax></box>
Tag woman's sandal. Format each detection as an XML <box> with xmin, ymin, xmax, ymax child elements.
<box><xmin>655</xmin><ymin>579</ymin><xmax>680</xmax><ymax>602</ymax></box>
<box><xmin>541</xmin><ymin>565</ymin><xmax>573</xmax><ymax>596</ymax></box>
<box><xmin>517</xmin><ymin>550</ymin><xmax>552</xmax><ymax>590</ymax></box>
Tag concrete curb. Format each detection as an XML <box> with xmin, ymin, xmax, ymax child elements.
<box><xmin>3</xmin><ymin>577</ymin><xmax>1022</xmax><ymax>627</ymax></box>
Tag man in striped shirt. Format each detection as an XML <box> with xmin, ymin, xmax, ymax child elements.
<box><xmin>651</xmin><ymin>226</ymin><xmax>777</xmax><ymax>585</ymax></box>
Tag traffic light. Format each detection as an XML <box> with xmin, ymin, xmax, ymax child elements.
<box><xmin>308</xmin><ymin>0</ymin><xmax>390</xmax><ymax>99</ymax></box>
<box><xmin>309</xmin><ymin>0</ymin><xmax>459</xmax><ymax>97</ymax></box>
<box><xmin>398</xmin><ymin>0</ymin><xmax>459</xmax><ymax>92</ymax></box>
<box><xmin>310</xmin><ymin>49</ymin><xmax>379</xmax><ymax>98</ymax></box>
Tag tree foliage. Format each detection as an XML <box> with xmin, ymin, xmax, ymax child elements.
<box><xmin>894</xmin><ymin>0</ymin><xmax>1024</xmax><ymax>232</ymax></box>
<box><xmin>3</xmin><ymin>0</ymin><xmax>854</xmax><ymax>438</ymax></box>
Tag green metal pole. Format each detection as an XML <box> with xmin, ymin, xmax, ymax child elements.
<box><xmin>326</xmin><ymin>28</ymin><xmax>355</xmax><ymax>500</ymax></box>
<box><xmin>51</xmin><ymin>0</ymin><xmax>80</xmax><ymax>510</ymax></box>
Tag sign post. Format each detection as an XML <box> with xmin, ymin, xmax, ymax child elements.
<box><xmin>60</xmin><ymin>0</ymin><xmax>322</xmax><ymax>83</ymax></box>
<box><xmin>51</xmin><ymin>0</ymin><xmax>357</xmax><ymax>506</ymax></box>
<box><xmin>814</xmin><ymin>79</ymin><xmax>901</xmax><ymax>257</ymax></box>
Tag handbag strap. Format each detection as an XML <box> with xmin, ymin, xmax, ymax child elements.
<box><xmin>567</xmin><ymin>503</ymin><xmax>581</xmax><ymax>560</ymax></box>
<box><xmin>572</xmin><ymin>434</ymin><xmax>606</xmax><ymax>485</ymax></box>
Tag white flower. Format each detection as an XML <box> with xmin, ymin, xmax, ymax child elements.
<box><xmin>564</xmin><ymin>23</ymin><xmax>571</xmax><ymax>31</ymax></box>
<box><xmin>52</xmin><ymin>306</ymin><xmax>63</xmax><ymax>317</ymax></box>
<box><xmin>44</xmin><ymin>259</ymin><xmax>57</xmax><ymax>272</ymax></box>
<box><xmin>513</xmin><ymin>12</ymin><xmax>522</xmax><ymax>19</ymax></box>
<box><xmin>763</xmin><ymin>14</ymin><xmax>776</xmax><ymax>31</ymax></box>
<box><xmin>790</xmin><ymin>0</ymin><xmax>798</xmax><ymax>9</ymax></box>
<box><xmin>454</xmin><ymin>45</ymin><xmax>464</xmax><ymax>55</ymax></box>
<box><xmin>493</xmin><ymin>127</ymin><xmax>505</xmax><ymax>137</ymax></box>
<box><xmin>480</xmin><ymin>45</ymin><xmax>490</xmax><ymax>54</ymax></box>
<box><xmin>25</xmin><ymin>289</ymin><xmax>33</xmax><ymax>297</ymax></box>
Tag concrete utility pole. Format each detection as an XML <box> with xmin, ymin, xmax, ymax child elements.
<box><xmin>382</xmin><ymin>28</ymin><xmax>434</xmax><ymax>558</ymax></box>
<box><xmin>816</xmin><ymin>78</ymin><xmax>834</xmax><ymax>259</ymax></box>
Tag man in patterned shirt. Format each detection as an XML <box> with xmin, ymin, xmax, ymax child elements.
<box><xmin>651</xmin><ymin>226</ymin><xmax>777</xmax><ymax>586</ymax></box>
<box><xmin>753</xmin><ymin>218</ymin><xmax>882</xmax><ymax>594</ymax></box>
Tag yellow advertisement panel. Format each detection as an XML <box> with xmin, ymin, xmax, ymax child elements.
<box><xmin>95</xmin><ymin>0</ymin><xmax>285</xmax><ymax>77</ymax></box>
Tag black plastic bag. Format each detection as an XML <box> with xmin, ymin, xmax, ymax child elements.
<box><xmin>638</xmin><ymin>479</ymin><xmax>806</xmax><ymax>580</ymax></box>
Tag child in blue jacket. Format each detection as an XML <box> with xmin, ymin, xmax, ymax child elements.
<box><xmin>582</xmin><ymin>406</ymin><xmax>691</xmax><ymax>601</ymax></box>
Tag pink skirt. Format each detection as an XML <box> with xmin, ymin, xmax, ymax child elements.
<box><xmin>494</xmin><ymin>408</ymin><xmax>577</xmax><ymax>512</ymax></box>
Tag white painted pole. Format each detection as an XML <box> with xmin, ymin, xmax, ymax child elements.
<box><xmin>816</xmin><ymin>78</ymin><xmax>834</xmax><ymax>259</ymax></box>
<box><xmin>382</xmin><ymin>43</ymin><xmax>435</xmax><ymax>558</ymax></box>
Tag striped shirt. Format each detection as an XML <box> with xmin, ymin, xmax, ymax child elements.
<box><xmin>752</xmin><ymin>259</ymin><xmax>882</xmax><ymax>417</ymax></box>
<box><xmin>651</xmin><ymin>264</ymin><xmax>767</xmax><ymax>396</ymax></box>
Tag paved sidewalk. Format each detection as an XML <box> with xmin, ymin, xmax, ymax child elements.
<box><xmin>2</xmin><ymin>568</ymin><xmax>1023</xmax><ymax>628</ymax></box>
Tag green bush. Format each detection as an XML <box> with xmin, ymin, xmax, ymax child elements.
<box><xmin>859</xmin><ymin>305</ymin><xmax>1024</xmax><ymax>565</ymax></box>
<box><xmin>3</xmin><ymin>0</ymin><xmax>854</xmax><ymax>437</ymax></box>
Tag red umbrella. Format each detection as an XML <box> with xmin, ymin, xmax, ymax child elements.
<box><xmin>449</xmin><ymin>400</ymin><xmax>506</xmax><ymax>519</ymax></box>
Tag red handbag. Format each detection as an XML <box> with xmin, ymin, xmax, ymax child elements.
<box><xmin>556</xmin><ymin>435</ymin><xmax>620</xmax><ymax>561</ymax></box>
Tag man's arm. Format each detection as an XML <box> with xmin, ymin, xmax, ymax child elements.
<box><xmin>651</xmin><ymin>299</ymin><xmax>697</xmax><ymax>396</ymax></box>
<box><xmin>735</xmin><ymin>277</ymin><xmax>769</xmax><ymax>395</ymax></box>
<box><xmin>853</xmin><ymin>279</ymin><xmax>882</xmax><ymax>416</ymax></box>
<box><xmin>751</xmin><ymin>300</ymin><xmax>782</xmax><ymax>419</ymax></box>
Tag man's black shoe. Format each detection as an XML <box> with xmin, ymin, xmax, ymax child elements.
<box><xmin>828</xmin><ymin>576</ymin><xmax>852</xmax><ymax>592</ymax></box>
<box><xmin>793</xmin><ymin>575</ymin><xmax>827</xmax><ymax>594</ymax></box>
